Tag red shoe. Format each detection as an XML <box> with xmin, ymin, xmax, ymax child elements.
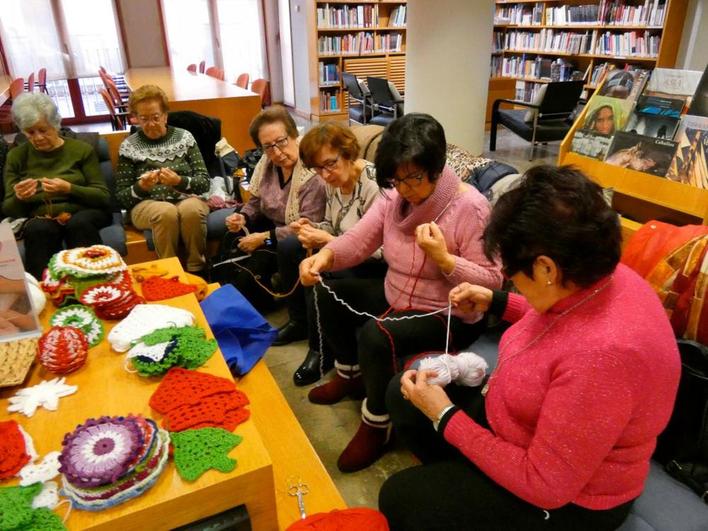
<box><xmin>308</xmin><ymin>362</ymin><xmax>365</xmax><ymax>405</ymax></box>
<box><xmin>337</xmin><ymin>399</ymin><xmax>391</xmax><ymax>473</ymax></box>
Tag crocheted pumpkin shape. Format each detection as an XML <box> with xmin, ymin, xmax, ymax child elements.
<box><xmin>149</xmin><ymin>368</ymin><xmax>236</xmax><ymax>413</ymax></box>
<box><xmin>141</xmin><ymin>276</ymin><xmax>198</xmax><ymax>301</ymax></box>
<box><xmin>38</xmin><ymin>326</ymin><xmax>89</xmax><ymax>375</ymax></box>
<box><xmin>0</xmin><ymin>420</ymin><xmax>31</xmax><ymax>480</ymax></box>
<box><xmin>51</xmin><ymin>245</ymin><xmax>126</xmax><ymax>278</ymax></box>
<box><xmin>50</xmin><ymin>305</ymin><xmax>104</xmax><ymax>347</ymax></box>
<box><xmin>171</xmin><ymin>428</ymin><xmax>243</xmax><ymax>481</ymax></box>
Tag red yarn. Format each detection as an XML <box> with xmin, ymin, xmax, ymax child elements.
<box><xmin>285</xmin><ymin>508</ymin><xmax>389</xmax><ymax>531</ymax></box>
<box><xmin>141</xmin><ymin>276</ymin><xmax>197</xmax><ymax>301</ymax></box>
<box><xmin>149</xmin><ymin>368</ymin><xmax>236</xmax><ymax>413</ymax></box>
<box><xmin>163</xmin><ymin>390</ymin><xmax>250</xmax><ymax>432</ymax></box>
<box><xmin>0</xmin><ymin>420</ymin><xmax>31</xmax><ymax>480</ymax></box>
<box><xmin>38</xmin><ymin>326</ymin><xmax>89</xmax><ymax>375</ymax></box>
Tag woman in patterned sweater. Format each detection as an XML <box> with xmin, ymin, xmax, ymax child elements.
<box><xmin>116</xmin><ymin>85</ymin><xmax>210</xmax><ymax>274</ymax></box>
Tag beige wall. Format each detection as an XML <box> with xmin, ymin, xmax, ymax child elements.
<box><xmin>288</xmin><ymin>0</ymin><xmax>312</xmax><ymax>116</ymax></box>
<box><xmin>677</xmin><ymin>0</ymin><xmax>708</xmax><ymax>72</ymax></box>
<box><xmin>117</xmin><ymin>0</ymin><xmax>168</xmax><ymax>68</ymax></box>
<box><xmin>404</xmin><ymin>0</ymin><xmax>494</xmax><ymax>155</ymax></box>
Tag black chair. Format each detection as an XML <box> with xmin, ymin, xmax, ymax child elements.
<box><xmin>366</xmin><ymin>76</ymin><xmax>404</xmax><ymax>126</ymax></box>
<box><xmin>342</xmin><ymin>72</ymin><xmax>372</xmax><ymax>125</ymax></box>
<box><xmin>489</xmin><ymin>80</ymin><xmax>584</xmax><ymax>160</ymax></box>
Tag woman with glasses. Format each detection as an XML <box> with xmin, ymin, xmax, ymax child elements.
<box><xmin>299</xmin><ymin>113</ymin><xmax>502</xmax><ymax>472</ymax></box>
<box><xmin>222</xmin><ymin>106</ymin><xmax>325</xmax><ymax>313</ymax></box>
<box><xmin>278</xmin><ymin>121</ymin><xmax>385</xmax><ymax>386</ymax></box>
<box><xmin>116</xmin><ymin>84</ymin><xmax>210</xmax><ymax>274</ymax></box>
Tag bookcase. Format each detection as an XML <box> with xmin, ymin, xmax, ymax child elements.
<box><xmin>486</xmin><ymin>0</ymin><xmax>689</xmax><ymax>125</ymax></box>
<box><xmin>309</xmin><ymin>0</ymin><xmax>407</xmax><ymax>121</ymax></box>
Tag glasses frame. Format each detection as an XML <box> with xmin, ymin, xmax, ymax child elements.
<box><xmin>136</xmin><ymin>112</ymin><xmax>166</xmax><ymax>125</ymax></box>
<box><xmin>392</xmin><ymin>171</ymin><xmax>426</xmax><ymax>191</ymax></box>
<box><xmin>309</xmin><ymin>154</ymin><xmax>341</xmax><ymax>175</ymax></box>
<box><xmin>262</xmin><ymin>136</ymin><xmax>290</xmax><ymax>153</ymax></box>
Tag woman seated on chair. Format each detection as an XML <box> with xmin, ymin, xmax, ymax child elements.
<box><xmin>277</xmin><ymin>121</ymin><xmax>386</xmax><ymax>386</ymax></box>
<box><xmin>221</xmin><ymin>106</ymin><xmax>326</xmax><ymax>313</ymax></box>
<box><xmin>2</xmin><ymin>93</ymin><xmax>111</xmax><ymax>278</ymax></box>
<box><xmin>299</xmin><ymin>113</ymin><xmax>502</xmax><ymax>473</ymax></box>
<box><xmin>379</xmin><ymin>165</ymin><xmax>681</xmax><ymax>531</ymax></box>
<box><xmin>115</xmin><ymin>84</ymin><xmax>210</xmax><ymax>274</ymax></box>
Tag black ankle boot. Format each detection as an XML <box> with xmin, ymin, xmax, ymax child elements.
<box><xmin>293</xmin><ymin>349</ymin><xmax>334</xmax><ymax>386</ymax></box>
<box><xmin>273</xmin><ymin>320</ymin><xmax>307</xmax><ymax>346</ymax></box>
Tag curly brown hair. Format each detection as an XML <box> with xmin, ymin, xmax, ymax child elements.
<box><xmin>299</xmin><ymin>122</ymin><xmax>360</xmax><ymax>168</ymax></box>
<box><xmin>248</xmin><ymin>105</ymin><xmax>299</xmax><ymax>147</ymax></box>
<box><xmin>128</xmin><ymin>85</ymin><xmax>169</xmax><ymax>114</ymax></box>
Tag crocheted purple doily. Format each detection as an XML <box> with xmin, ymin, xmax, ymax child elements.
<box><xmin>59</xmin><ymin>416</ymin><xmax>144</xmax><ymax>487</ymax></box>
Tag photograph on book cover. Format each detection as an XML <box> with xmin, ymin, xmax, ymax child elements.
<box><xmin>666</xmin><ymin>115</ymin><xmax>708</xmax><ymax>189</ymax></box>
<box><xmin>581</xmin><ymin>95</ymin><xmax>633</xmax><ymax>136</ymax></box>
<box><xmin>571</xmin><ymin>130</ymin><xmax>614</xmax><ymax>160</ymax></box>
<box><xmin>625</xmin><ymin>113</ymin><xmax>679</xmax><ymax>140</ymax></box>
<box><xmin>636</xmin><ymin>95</ymin><xmax>684</xmax><ymax>118</ymax></box>
<box><xmin>0</xmin><ymin>224</ymin><xmax>42</xmax><ymax>341</ymax></box>
<box><xmin>605</xmin><ymin>131</ymin><xmax>677</xmax><ymax>177</ymax></box>
<box><xmin>598</xmin><ymin>69</ymin><xmax>648</xmax><ymax>101</ymax></box>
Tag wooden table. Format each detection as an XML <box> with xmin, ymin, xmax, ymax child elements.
<box><xmin>0</xmin><ymin>75</ymin><xmax>12</xmax><ymax>107</ymax></box>
<box><xmin>124</xmin><ymin>67</ymin><xmax>261</xmax><ymax>155</ymax></box>
<box><xmin>0</xmin><ymin>258</ymin><xmax>277</xmax><ymax>530</ymax></box>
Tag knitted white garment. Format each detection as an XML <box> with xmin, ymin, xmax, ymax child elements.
<box><xmin>7</xmin><ymin>377</ymin><xmax>78</xmax><ymax>417</ymax></box>
<box><xmin>419</xmin><ymin>351</ymin><xmax>488</xmax><ymax>387</ymax></box>
<box><xmin>19</xmin><ymin>451</ymin><xmax>61</xmax><ymax>486</ymax></box>
<box><xmin>108</xmin><ymin>304</ymin><xmax>195</xmax><ymax>352</ymax></box>
<box><xmin>126</xmin><ymin>340</ymin><xmax>173</xmax><ymax>362</ymax></box>
<box><xmin>32</xmin><ymin>481</ymin><xmax>60</xmax><ymax>510</ymax></box>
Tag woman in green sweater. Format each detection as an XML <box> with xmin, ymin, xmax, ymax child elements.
<box><xmin>2</xmin><ymin>93</ymin><xmax>111</xmax><ymax>278</ymax></box>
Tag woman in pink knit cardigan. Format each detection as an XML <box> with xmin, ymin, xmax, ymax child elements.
<box><xmin>299</xmin><ymin>114</ymin><xmax>503</xmax><ymax>472</ymax></box>
<box><xmin>379</xmin><ymin>165</ymin><xmax>681</xmax><ymax>530</ymax></box>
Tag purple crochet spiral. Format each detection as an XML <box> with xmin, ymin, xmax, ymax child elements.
<box><xmin>59</xmin><ymin>416</ymin><xmax>145</xmax><ymax>487</ymax></box>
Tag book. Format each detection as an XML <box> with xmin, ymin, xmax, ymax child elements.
<box><xmin>580</xmin><ymin>95</ymin><xmax>634</xmax><ymax>135</ymax></box>
<box><xmin>687</xmin><ymin>65</ymin><xmax>708</xmax><ymax>118</ymax></box>
<box><xmin>605</xmin><ymin>131</ymin><xmax>677</xmax><ymax>177</ymax></box>
<box><xmin>571</xmin><ymin>130</ymin><xmax>614</xmax><ymax>160</ymax></box>
<box><xmin>645</xmin><ymin>68</ymin><xmax>703</xmax><ymax>98</ymax></box>
<box><xmin>624</xmin><ymin>113</ymin><xmax>679</xmax><ymax>139</ymax></box>
<box><xmin>636</xmin><ymin>95</ymin><xmax>684</xmax><ymax>118</ymax></box>
<box><xmin>598</xmin><ymin>68</ymin><xmax>648</xmax><ymax>101</ymax></box>
<box><xmin>0</xmin><ymin>224</ymin><xmax>42</xmax><ymax>343</ymax></box>
<box><xmin>666</xmin><ymin>115</ymin><xmax>708</xmax><ymax>189</ymax></box>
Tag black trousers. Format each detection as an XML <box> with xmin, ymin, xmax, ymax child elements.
<box><xmin>380</xmin><ymin>374</ymin><xmax>634</xmax><ymax>531</ymax></box>
<box><xmin>314</xmin><ymin>277</ymin><xmax>485</xmax><ymax>414</ymax></box>
<box><xmin>23</xmin><ymin>209</ymin><xmax>112</xmax><ymax>278</ymax></box>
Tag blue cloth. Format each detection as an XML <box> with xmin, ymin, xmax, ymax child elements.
<box><xmin>200</xmin><ymin>284</ymin><xmax>277</xmax><ymax>375</ymax></box>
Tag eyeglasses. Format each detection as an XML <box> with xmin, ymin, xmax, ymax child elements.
<box><xmin>392</xmin><ymin>171</ymin><xmax>426</xmax><ymax>191</ymax></box>
<box><xmin>310</xmin><ymin>155</ymin><xmax>340</xmax><ymax>175</ymax></box>
<box><xmin>136</xmin><ymin>113</ymin><xmax>165</xmax><ymax>124</ymax></box>
<box><xmin>262</xmin><ymin>136</ymin><xmax>289</xmax><ymax>153</ymax></box>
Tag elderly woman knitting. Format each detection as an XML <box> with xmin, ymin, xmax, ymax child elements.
<box><xmin>379</xmin><ymin>166</ymin><xmax>681</xmax><ymax>531</ymax></box>
<box><xmin>116</xmin><ymin>84</ymin><xmax>210</xmax><ymax>274</ymax></box>
<box><xmin>299</xmin><ymin>113</ymin><xmax>502</xmax><ymax>472</ymax></box>
<box><xmin>2</xmin><ymin>93</ymin><xmax>111</xmax><ymax>278</ymax></box>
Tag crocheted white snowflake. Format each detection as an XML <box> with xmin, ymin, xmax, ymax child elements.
<box><xmin>7</xmin><ymin>377</ymin><xmax>78</xmax><ymax>417</ymax></box>
<box><xmin>107</xmin><ymin>304</ymin><xmax>195</xmax><ymax>352</ymax></box>
<box><xmin>19</xmin><ymin>451</ymin><xmax>61</xmax><ymax>486</ymax></box>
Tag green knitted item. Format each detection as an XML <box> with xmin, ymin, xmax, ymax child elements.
<box><xmin>24</xmin><ymin>507</ymin><xmax>66</xmax><ymax>531</ymax></box>
<box><xmin>0</xmin><ymin>483</ymin><xmax>42</xmax><ymax>530</ymax></box>
<box><xmin>50</xmin><ymin>304</ymin><xmax>104</xmax><ymax>347</ymax></box>
<box><xmin>131</xmin><ymin>327</ymin><xmax>217</xmax><ymax>377</ymax></box>
<box><xmin>171</xmin><ymin>428</ymin><xmax>243</xmax><ymax>481</ymax></box>
<box><xmin>70</xmin><ymin>274</ymin><xmax>114</xmax><ymax>298</ymax></box>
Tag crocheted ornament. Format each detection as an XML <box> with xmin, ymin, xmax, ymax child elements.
<box><xmin>38</xmin><ymin>326</ymin><xmax>89</xmax><ymax>375</ymax></box>
<box><xmin>79</xmin><ymin>284</ymin><xmax>125</xmax><ymax>306</ymax></box>
<box><xmin>50</xmin><ymin>305</ymin><xmax>104</xmax><ymax>347</ymax></box>
<box><xmin>171</xmin><ymin>428</ymin><xmax>242</xmax><ymax>481</ymax></box>
<box><xmin>0</xmin><ymin>483</ymin><xmax>42</xmax><ymax>530</ymax></box>
<box><xmin>129</xmin><ymin>326</ymin><xmax>217</xmax><ymax>376</ymax></box>
<box><xmin>163</xmin><ymin>390</ymin><xmax>250</xmax><ymax>432</ymax></box>
<box><xmin>126</xmin><ymin>340</ymin><xmax>174</xmax><ymax>362</ymax></box>
<box><xmin>7</xmin><ymin>377</ymin><xmax>78</xmax><ymax>418</ymax></box>
<box><xmin>51</xmin><ymin>245</ymin><xmax>126</xmax><ymax>278</ymax></box>
<box><xmin>108</xmin><ymin>305</ymin><xmax>195</xmax><ymax>352</ymax></box>
<box><xmin>23</xmin><ymin>506</ymin><xmax>66</xmax><ymax>531</ymax></box>
<box><xmin>31</xmin><ymin>481</ymin><xmax>59</xmax><ymax>510</ymax></box>
<box><xmin>149</xmin><ymin>368</ymin><xmax>236</xmax><ymax>413</ymax></box>
<box><xmin>0</xmin><ymin>420</ymin><xmax>31</xmax><ymax>480</ymax></box>
<box><xmin>59</xmin><ymin>416</ymin><xmax>145</xmax><ymax>487</ymax></box>
<box><xmin>140</xmin><ymin>275</ymin><xmax>198</xmax><ymax>301</ymax></box>
<box><xmin>19</xmin><ymin>451</ymin><xmax>61</xmax><ymax>486</ymax></box>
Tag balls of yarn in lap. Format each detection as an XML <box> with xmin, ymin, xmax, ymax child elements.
<box><xmin>38</xmin><ymin>326</ymin><xmax>88</xmax><ymax>375</ymax></box>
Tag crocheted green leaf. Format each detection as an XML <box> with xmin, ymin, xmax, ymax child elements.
<box><xmin>131</xmin><ymin>327</ymin><xmax>217</xmax><ymax>376</ymax></box>
<box><xmin>0</xmin><ymin>483</ymin><xmax>43</xmax><ymax>530</ymax></box>
<box><xmin>171</xmin><ymin>427</ymin><xmax>243</xmax><ymax>482</ymax></box>
<box><xmin>25</xmin><ymin>507</ymin><xmax>67</xmax><ymax>531</ymax></box>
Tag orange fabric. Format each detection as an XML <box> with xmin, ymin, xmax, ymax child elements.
<box><xmin>286</xmin><ymin>508</ymin><xmax>389</xmax><ymax>531</ymax></box>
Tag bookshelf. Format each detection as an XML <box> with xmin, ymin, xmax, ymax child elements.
<box><xmin>487</xmin><ymin>0</ymin><xmax>689</xmax><ymax>125</ymax></box>
<box><xmin>310</xmin><ymin>0</ymin><xmax>407</xmax><ymax>121</ymax></box>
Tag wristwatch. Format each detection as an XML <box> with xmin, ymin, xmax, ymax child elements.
<box><xmin>432</xmin><ymin>404</ymin><xmax>456</xmax><ymax>432</ymax></box>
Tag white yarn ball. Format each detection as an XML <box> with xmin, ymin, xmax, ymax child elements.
<box><xmin>453</xmin><ymin>351</ymin><xmax>488</xmax><ymax>387</ymax></box>
<box><xmin>24</xmin><ymin>272</ymin><xmax>46</xmax><ymax>315</ymax></box>
<box><xmin>419</xmin><ymin>355</ymin><xmax>454</xmax><ymax>386</ymax></box>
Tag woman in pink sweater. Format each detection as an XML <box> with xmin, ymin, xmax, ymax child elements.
<box><xmin>299</xmin><ymin>114</ymin><xmax>502</xmax><ymax>472</ymax></box>
<box><xmin>380</xmin><ymin>165</ymin><xmax>681</xmax><ymax>530</ymax></box>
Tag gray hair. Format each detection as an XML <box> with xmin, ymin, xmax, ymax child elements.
<box><xmin>12</xmin><ymin>93</ymin><xmax>62</xmax><ymax>131</ymax></box>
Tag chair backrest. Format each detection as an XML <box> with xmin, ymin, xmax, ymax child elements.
<box><xmin>9</xmin><ymin>78</ymin><xmax>24</xmax><ymax>99</ymax></box>
<box><xmin>167</xmin><ymin>110</ymin><xmax>222</xmax><ymax>177</ymax></box>
<box><xmin>199</xmin><ymin>61</ymin><xmax>206</xmax><ymax>74</ymax></box>
<box><xmin>538</xmin><ymin>80</ymin><xmax>585</xmax><ymax>118</ymax></box>
<box><xmin>251</xmin><ymin>79</ymin><xmax>271</xmax><ymax>107</ymax></box>
<box><xmin>187</xmin><ymin>63</ymin><xmax>197</xmax><ymax>73</ymax></box>
<box><xmin>205</xmin><ymin>66</ymin><xmax>224</xmax><ymax>81</ymax></box>
<box><xmin>37</xmin><ymin>68</ymin><xmax>47</xmax><ymax>86</ymax></box>
<box><xmin>26</xmin><ymin>73</ymin><xmax>35</xmax><ymax>92</ymax></box>
<box><xmin>342</xmin><ymin>72</ymin><xmax>365</xmax><ymax>100</ymax></box>
<box><xmin>235</xmin><ymin>73</ymin><xmax>249</xmax><ymax>89</ymax></box>
<box><xmin>99</xmin><ymin>89</ymin><xmax>126</xmax><ymax>130</ymax></box>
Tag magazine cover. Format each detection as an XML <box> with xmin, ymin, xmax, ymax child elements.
<box><xmin>0</xmin><ymin>224</ymin><xmax>42</xmax><ymax>342</ymax></box>
<box><xmin>624</xmin><ymin>113</ymin><xmax>679</xmax><ymax>139</ymax></box>
<box><xmin>598</xmin><ymin>68</ymin><xmax>648</xmax><ymax>101</ymax></box>
<box><xmin>636</xmin><ymin>95</ymin><xmax>684</xmax><ymax>118</ymax></box>
<box><xmin>571</xmin><ymin>130</ymin><xmax>614</xmax><ymax>160</ymax></box>
<box><xmin>687</xmin><ymin>65</ymin><xmax>708</xmax><ymax>117</ymax></box>
<box><xmin>604</xmin><ymin>132</ymin><xmax>677</xmax><ymax>177</ymax></box>
<box><xmin>580</xmin><ymin>95</ymin><xmax>634</xmax><ymax>135</ymax></box>
<box><xmin>666</xmin><ymin>115</ymin><xmax>708</xmax><ymax>189</ymax></box>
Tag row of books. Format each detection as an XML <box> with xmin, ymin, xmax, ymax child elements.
<box><xmin>389</xmin><ymin>5</ymin><xmax>407</xmax><ymax>27</ymax></box>
<box><xmin>594</xmin><ymin>30</ymin><xmax>660</xmax><ymax>58</ymax></box>
<box><xmin>502</xmin><ymin>30</ymin><xmax>593</xmax><ymax>55</ymax></box>
<box><xmin>317</xmin><ymin>33</ymin><xmax>404</xmax><ymax>55</ymax></box>
<box><xmin>514</xmin><ymin>80</ymin><xmax>546</xmax><ymax>103</ymax></box>
<box><xmin>318</xmin><ymin>62</ymin><xmax>340</xmax><ymax>84</ymax></box>
<box><xmin>492</xmin><ymin>55</ymin><xmax>576</xmax><ymax>82</ymax></box>
<box><xmin>494</xmin><ymin>3</ymin><xmax>543</xmax><ymax>26</ymax></box>
<box><xmin>546</xmin><ymin>1</ymin><xmax>666</xmax><ymax>26</ymax></box>
<box><xmin>319</xmin><ymin>90</ymin><xmax>340</xmax><ymax>113</ymax></box>
<box><xmin>316</xmin><ymin>4</ymin><xmax>378</xmax><ymax>29</ymax></box>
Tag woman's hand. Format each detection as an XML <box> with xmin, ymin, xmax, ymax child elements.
<box><xmin>297</xmin><ymin>225</ymin><xmax>334</xmax><ymax>249</ymax></box>
<box><xmin>400</xmin><ymin>369</ymin><xmax>453</xmax><ymax>422</ymax></box>
<box><xmin>237</xmin><ymin>232</ymin><xmax>268</xmax><ymax>253</ymax></box>
<box><xmin>225</xmin><ymin>212</ymin><xmax>246</xmax><ymax>233</ymax></box>
<box><xmin>158</xmin><ymin>167</ymin><xmax>181</xmax><ymax>187</ymax></box>
<box><xmin>416</xmin><ymin>222</ymin><xmax>455</xmax><ymax>273</ymax></box>
<box><xmin>289</xmin><ymin>217</ymin><xmax>312</xmax><ymax>232</ymax></box>
<box><xmin>299</xmin><ymin>249</ymin><xmax>334</xmax><ymax>286</ymax></box>
<box><xmin>41</xmin><ymin>178</ymin><xmax>71</xmax><ymax>194</ymax></box>
<box><xmin>138</xmin><ymin>170</ymin><xmax>160</xmax><ymax>191</ymax></box>
<box><xmin>449</xmin><ymin>282</ymin><xmax>493</xmax><ymax>314</ymax></box>
<box><xmin>14</xmin><ymin>179</ymin><xmax>38</xmax><ymax>200</ymax></box>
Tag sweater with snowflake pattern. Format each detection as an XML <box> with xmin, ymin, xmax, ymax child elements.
<box><xmin>115</xmin><ymin>126</ymin><xmax>209</xmax><ymax>209</ymax></box>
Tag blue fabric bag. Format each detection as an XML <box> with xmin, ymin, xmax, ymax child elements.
<box><xmin>200</xmin><ymin>284</ymin><xmax>277</xmax><ymax>375</ymax></box>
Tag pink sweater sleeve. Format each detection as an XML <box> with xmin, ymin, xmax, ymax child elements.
<box><xmin>502</xmin><ymin>293</ymin><xmax>533</xmax><ymax>323</ymax></box>
<box><xmin>325</xmin><ymin>194</ymin><xmax>386</xmax><ymax>271</ymax></box>
<box><xmin>443</xmin><ymin>352</ymin><xmax>635</xmax><ymax>509</ymax></box>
